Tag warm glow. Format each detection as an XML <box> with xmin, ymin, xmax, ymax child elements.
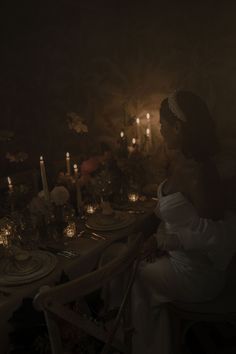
<box><xmin>146</xmin><ymin>113</ymin><xmax>150</xmax><ymax>120</ymax></box>
<box><xmin>7</xmin><ymin>177</ymin><xmax>12</xmax><ymax>185</ymax></box>
<box><xmin>120</xmin><ymin>131</ymin><xmax>124</xmax><ymax>138</ymax></box>
<box><xmin>132</xmin><ymin>138</ymin><xmax>136</xmax><ymax>145</ymax></box>
<box><xmin>128</xmin><ymin>193</ymin><xmax>139</xmax><ymax>202</ymax></box>
<box><xmin>73</xmin><ymin>164</ymin><xmax>78</xmax><ymax>171</ymax></box>
<box><xmin>86</xmin><ymin>204</ymin><xmax>96</xmax><ymax>214</ymax></box>
<box><xmin>40</xmin><ymin>156</ymin><xmax>43</xmax><ymax>162</ymax></box>
<box><xmin>146</xmin><ymin>128</ymin><xmax>150</xmax><ymax>137</ymax></box>
<box><xmin>136</xmin><ymin>117</ymin><xmax>140</xmax><ymax>125</ymax></box>
<box><xmin>66</xmin><ymin>152</ymin><xmax>70</xmax><ymax>159</ymax></box>
<box><xmin>64</xmin><ymin>222</ymin><xmax>76</xmax><ymax>238</ymax></box>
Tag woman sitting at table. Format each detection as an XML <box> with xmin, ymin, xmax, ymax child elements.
<box><xmin>132</xmin><ymin>90</ymin><xmax>236</xmax><ymax>354</ymax></box>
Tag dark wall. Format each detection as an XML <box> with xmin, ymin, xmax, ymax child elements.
<box><xmin>1</xmin><ymin>1</ymin><xmax>236</xmax><ymax>175</ymax></box>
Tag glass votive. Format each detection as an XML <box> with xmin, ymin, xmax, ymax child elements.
<box><xmin>128</xmin><ymin>192</ymin><xmax>139</xmax><ymax>202</ymax></box>
<box><xmin>0</xmin><ymin>231</ymin><xmax>9</xmax><ymax>247</ymax></box>
<box><xmin>63</xmin><ymin>222</ymin><xmax>77</xmax><ymax>238</ymax></box>
<box><xmin>0</xmin><ymin>224</ymin><xmax>12</xmax><ymax>247</ymax></box>
<box><xmin>85</xmin><ymin>204</ymin><xmax>96</xmax><ymax>215</ymax></box>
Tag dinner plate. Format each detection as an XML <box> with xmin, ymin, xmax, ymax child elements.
<box><xmin>86</xmin><ymin>211</ymin><xmax>135</xmax><ymax>231</ymax></box>
<box><xmin>0</xmin><ymin>251</ymin><xmax>57</xmax><ymax>286</ymax></box>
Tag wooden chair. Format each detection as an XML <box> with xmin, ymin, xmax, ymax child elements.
<box><xmin>34</xmin><ymin>232</ymin><xmax>144</xmax><ymax>354</ymax></box>
<box><xmin>167</xmin><ymin>255</ymin><xmax>236</xmax><ymax>354</ymax></box>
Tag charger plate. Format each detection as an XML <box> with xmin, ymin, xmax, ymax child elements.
<box><xmin>86</xmin><ymin>211</ymin><xmax>135</xmax><ymax>231</ymax></box>
<box><xmin>0</xmin><ymin>250</ymin><xmax>57</xmax><ymax>286</ymax></box>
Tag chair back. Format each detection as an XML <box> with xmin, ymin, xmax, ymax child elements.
<box><xmin>34</xmin><ymin>232</ymin><xmax>145</xmax><ymax>354</ymax></box>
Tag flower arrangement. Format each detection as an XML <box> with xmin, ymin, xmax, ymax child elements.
<box><xmin>6</xmin><ymin>152</ymin><xmax>28</xmax><ymax>163</ymax></box>
<box><xmin>67</xmin><ymin>112</ymin><xmax>88</xmax><ymax>134</ymax></box>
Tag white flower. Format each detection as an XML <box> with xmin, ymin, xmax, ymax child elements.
<box><xmin>28</xmin><ymin>195</ymin><xmax>48</xmax><ymax>216</ymax></box>
<box><xmin>6</xmin><ymin>151</ymin><xmax>28</xmax><ymax>163</ymax></box>
<box><xmin>50</xmin><ymin>186</ymin><xmax>70</xmax><ymax>206</ymax></box>
<box><xmin>67</xmin><ymin>112</ymin><xmax>88</xmax><ymax>133</ymax></box>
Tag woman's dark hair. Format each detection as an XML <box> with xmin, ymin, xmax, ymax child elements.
<box><xmin>160</xmin><ymin>91</ymin><xmax>219</xmax><ymax>161</ymax></box>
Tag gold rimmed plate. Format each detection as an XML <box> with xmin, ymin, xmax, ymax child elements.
<box><xmin>86</xmin><ymin>211</ymin><xmax>135</xmax><ymax>231</ymax></box>
<box><xmin>0</xmin><ymin>251</ymin><xmax>57</xmax><ymax>286</ymax></box>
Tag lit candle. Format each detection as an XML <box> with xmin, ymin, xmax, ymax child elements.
<box><xmin>120</xmin><ymin>131</ymin><xmax>124</xmax><ymax>139</ymax></box>
<box><xmin>7</xmin><ymin>177</ymin><xmax>13</xmax><ymax>192</ymax></box>
<box><xmin>66</xmin><ymin>152</ymin><xmax>71</xmax><ymax>175</ymax></box>
<box><xmin>146</xmin><ymin>128</ymin><xmax>151</xmax><ymax>153</ymax></box>
<box><xmin>136</xmin><ymin>117</ymin><xmax>142</xmax><ymax>144</ymax></box>
<box><xmin>146</xmin><ymin>112</ymin><xmax>152</xmax><ymax>150</ymax></box>
<box><xmin>128</xmin><ymin>193</ymin><xmax>139</xmax><ymax>202</ymax></box>
<box><xmin>132</xmin><ymin>138</ymin><xmax>136</xmax><ymax>146</ymax></box>
<box><xmin>86</xmin><ymin>204</ymin><xmax>96</xmax><ymax>214</ymax></box>
<box><xmin>73</xmin><ymin>164</ymin><xmax>78</xmax><ymax>178</ymax></box>
<box><xmin>64</xmin><ymin>222</ymin><xmax>76</xmax><ymax>238</ymax></box>
<box><xmin>39</xmin><ymin>156</ymin><xmax>50</xmax><ymax>202</ymax></box>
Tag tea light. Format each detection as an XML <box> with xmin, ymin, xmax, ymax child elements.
<box><xmin>128</xmin><ymin>193</ymin><xmax>139</xmax><ymax>202</ymax></box>
<box><xmin>0</xmin><ymin>225</ymin><xmax>11</xmax><ymax>246</ymax></box>
<box><xmin>64</xmin><ymin>222</ymin><xmax>76</xmax><ymax>238</ymax></box>
<box><xmin>85</xmin><ymin>204</ymin><xmax>96</xmax><ymax>214</ymax></box>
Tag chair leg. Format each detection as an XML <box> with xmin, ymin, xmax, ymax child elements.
<box><xmin>44</xmin><ymin>310</ymin><xmax>64</xmax><ymax>354</ymax></box>
<box><xmin>171</xmin><ymin>312</ymin><xmax>184</xmax><ymax>354</ymax></box>
<box><xmin>123</xmin><ymin>293</ymin><xmax>133</xmax><ymax>354</ymax></box>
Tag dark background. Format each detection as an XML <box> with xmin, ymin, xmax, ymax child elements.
<box><xmin>1</xmin><ymin>0</ymin><xmax>236</xmax><ymax>174</ymax></box>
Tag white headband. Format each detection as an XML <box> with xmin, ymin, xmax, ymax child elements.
<box><xmin>168</xmin><ymin>92</ymin><xmax>186</xmax><ymax>122</ymax></box>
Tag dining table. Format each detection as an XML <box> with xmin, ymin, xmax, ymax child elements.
<box><xmin>0</xmin><ymin>198</ymin><xmax>157</xmax><ymax>353</ymax></box>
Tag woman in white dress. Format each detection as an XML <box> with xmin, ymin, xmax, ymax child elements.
<box><xmin>132</xmin><ymin>90</ymin><xmax>236</xmax><ymax>354</ymax></box>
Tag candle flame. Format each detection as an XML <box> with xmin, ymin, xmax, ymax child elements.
<box><xmin>7</xmin><ymin>177</ymin><xmax>12</xmax><ymax>185</ymax></box>
<box><xmin>66</xmin><ymin>152</ymin><xmax>70</xmax><ymax>158</ymax></box>
<box><xmin>146</xmin><ymin>128</ymin><xmax>150</xmax><ymax>137</ymax></box>
<box><xmin>120</xmin><ymin>131</ymin><xmax>124</xmax><ymax>138</ymax></box>
<box><xmin>146</xmin><ymin>113</ymin><xmax>150</xmax><ymax>120</ymax></box>
<box><xmin>132</xmin><ymin>138</ymin><xmax>136</xmax><ymax>145</ymax></box>
<box><xmin>136</xmin><ymin>117</ymin><xmax>140</xmax><ymax>125</ymax></box>
<box><xmin>73</xmin><ymin>164</ymin><xmax>78</xmax><ymax>169</ymax></box>
<box><xmin>40</xmin><ymin>156</ymin><xmax>43</xmax><ymax>161</ymax></box>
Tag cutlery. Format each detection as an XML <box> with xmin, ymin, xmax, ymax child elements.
<box><xmin>39</xmin><ymin>246</ymin><xmax>80</xmax><ymax>258</ymax></box>
<box><xmin>90</xmin><ymin>232</ymin><xmax>106</xmax><ymax>240</ymax></box>
<box><xmin>127</xmin><ymin>210</ymin><xmax>145</xmax><ymax>214</ymax></box>
<box><xmin>80</xmin><ymin>231</ymin><xmax>106</xmax><ymax>241</ymax></box>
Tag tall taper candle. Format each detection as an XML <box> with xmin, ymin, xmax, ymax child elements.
<box><xmin>146</xmin><ymin>113</ymin><xmax>152</xmax><ymax>149</ymax></box>
<box><xmin>7</xmin><ymin>177</ymin><xmax>13</xmax><ymax>192</ymax></box>
<box><xmin>66</xmin><ymin>152</ymin><xmax>71</xmax><ymax>175</ymax></box>
<box><xmin>136</xmin><ymin>117</ymin><xmax>142</xmax><ymax>145</ymax></box>
<box><xmin>73</xmin><ymin>164</ymin><xmax>78</xmax><ymax>178</ymax></box>
<box><xmin>40</xmin><ymin>156</ymin><xmax>50</xmax><ymax>202</ymax></box>
<box><xmin>73</xmin><ymin>164</ymin><xmax>83</xmax><ymax>212</ymax></box>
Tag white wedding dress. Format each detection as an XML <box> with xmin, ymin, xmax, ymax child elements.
<box><xmin>132</xmin><ymin>180</ymin><xmax>236</xmax><ymax>354</ymax></box>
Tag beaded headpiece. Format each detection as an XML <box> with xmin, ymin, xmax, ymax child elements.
<box><xmin>168</xmin><ymin>91</ymin><xmax>186</xmax><ymax>122</ymax></box>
